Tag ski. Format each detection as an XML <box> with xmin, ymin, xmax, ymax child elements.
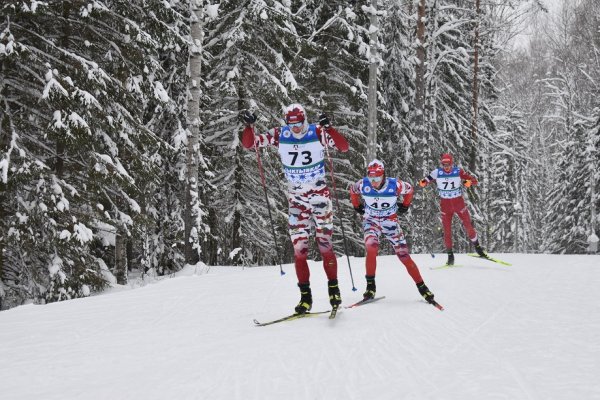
<box><xmin>430</xmin><ymin>300</ymin><xmax>444</xmax><ymax>311</ymax></box>
<box><xmin>345</xmin><ymin>296</ymin><xmax>386</xmax><ymax>309</ymax></box>
<box><xmin>423</xmin><ymin>299</ymin><xmax>444</xmax><ymax>311</ymax></box>
<box><xmin>253</xmin><ymin>310</ymin><xmax>330</xmax><ymax>327</ymax></box>
<box><xmin>329</xmin><ymin>305</ymin><xmax>340</xmax><ymax>319</ymax></box>
<box><xmin>430</xmin><ymin>264</ymin><xmax>462</xmax><ymax>270</ymax></box>
<box><xmin>467</xmin><ymin>253</ymin><xmax>512</xmax><ymax>266</ymax></box>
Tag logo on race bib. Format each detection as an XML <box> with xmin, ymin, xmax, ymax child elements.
<box><xmin>293</xmin><ymin>144</ymin><xmax>299</xmax><ymax>150</ymax></box>
<box><xmin>283</xmin><ymin>131</ymin><xmax>291</xmax><ymax>138</ymax></box>
<box><xmin>365</xmin><ymin>186</ymin><xmax>371</xmax><ymax>193</ymax></box>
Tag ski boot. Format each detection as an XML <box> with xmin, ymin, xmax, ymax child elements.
<box><xmin>363</xmin><ymin>275</ymin><xmax>376</xmax><ymax>300</ymax></box>
<box><xmin>446</xmin><ymin>249</ymin><xmax>455</xmax><ymax>266</ymax></box>
<box><xmin>417</xmin><ymin>282</ymin><xmax>435</xmax><ymax>304</ymax></box>
<box><xmin>328</xmin><ymin>279</ymin><xmax>342</xmax><ymax>307</ymax></box>
<box><xmin>294</xmin><ymin>283</ymin><xmax>312</xmax><ymax>314</ymax></box>
<box><xmin>473</xmin><ymin>240</ymin><xmax>488</xmax><ymax>258</ymax></box>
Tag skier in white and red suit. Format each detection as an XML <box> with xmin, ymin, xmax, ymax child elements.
<box><xmin>241</xmin><ymin>104</ymin><xmax>349</xmax><ymax>314</ymax></box>
<box><xmin>349</xmin><ymin>159</ymin><xmax>436</xmax><ymax>304</ymax></box>
<box><xmin>418</xmin><ymin>153</ymin><xmax>488</xmax><ymax>266</ymax></box>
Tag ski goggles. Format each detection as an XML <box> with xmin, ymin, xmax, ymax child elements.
<box><xmin>288</xmin><ymin>121</ymin><xmax>303</xmax><ymax>128</ymax></box>
<box><xmin>368</xmin><ymin>175</ymin><xmax>383</xmax><ymax>184</ymax></box>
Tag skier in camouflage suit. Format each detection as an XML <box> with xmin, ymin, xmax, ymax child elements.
<box><xmin>241</xmin><ymin>104</ymin><xmax>349</xmax><ymax>313</ymax></box>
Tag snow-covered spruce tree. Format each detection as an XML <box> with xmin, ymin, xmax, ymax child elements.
<box><xmin>541</xmin><ymin>77</ymin><xmax>599</xmax><ymax>253</ymax></box>
<box><xmin>545</xmin><ymin>116</ymin><xmax>597</xmax><ymax>253</ymax></box>
<box><xmin>374</xmin><ymin>1</ymin><xmax>431</xmax><ymax>253</ymax></box>
<box><xmin>292</xmin><ymin>0</ymin><xmax>374</xmax><ymax>257</ymax></box>
<box><xmin>488</xmin><ymin>108</ymin><xmax>533</xmax><ymax>252</ymax></box>
<box><xmin>589</xmin><ymin>113</ymin><xmax>600</xmax><ymax>243</ymax></box>
<box><xmin>540</xmin><ymin>0</ymin><xmax>600</xmax><ymax>253</ymax></box>
<box><xmin>394</xmin><ymin>1</ymin><xmax>494</xmax><ymax>253</ymax></box>
<box><xmin>130</xmin><ymin>0</ymin><xmax>200</xmax><ymax>274</ymax></box>
<box><xmin>202</xmin><ymin>0</ymin><xmax>305</xmax><ymax>266</ymax></box>
<box><xmin>423</xmin><ymin>1</ymin><xmax>472</xmax><ymax>161</ymax></box>
<box><xmin>487</xmin><ymin>33</ymin><xmax>559</xmax><ymax>253</ymax></box>
<box><xmin>379</xmin><ymin>1</ymin><xmax>414</xmax><ymax>177</ymax></box>
<box><xmin>0</xmin><ymin>0</ymin><xmax>178</xmax><ymax>307</ymax></box>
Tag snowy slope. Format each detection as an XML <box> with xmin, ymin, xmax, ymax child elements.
<box><xmin>1</xmin><ymin>253</ymin><xmax>599</xmax><ymax>400</ymax></box>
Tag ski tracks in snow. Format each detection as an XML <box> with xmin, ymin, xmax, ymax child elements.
<box><xmin>409</xmin><ymin>258</ymin><xmax>561</xmax><ymax>400</ymax></box>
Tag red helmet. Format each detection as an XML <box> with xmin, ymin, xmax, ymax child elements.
<box><xmin>440</xmin><ymin>153</ymin><xmax>453</xmax><ymax>165</ymax></box>
<box><xmin>285</xmin><ymin>104</ymin><xmax>306</xmax><ymax>124</ymax></box>
<box><xmin>367</xmin><ymin>159</ymin><xmax>385</xmax><ymax>177</ymax></box>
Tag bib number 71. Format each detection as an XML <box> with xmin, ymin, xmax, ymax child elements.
<box><xmin>442</xmin><ymin>181</ymin><xmax>456</xmax><ymax>189</ymax></box>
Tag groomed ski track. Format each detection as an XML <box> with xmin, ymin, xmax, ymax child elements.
<box><xmin>0</xmin><ymin>253</ymin><xmax>599</xmax><ymax>400</ymax></box>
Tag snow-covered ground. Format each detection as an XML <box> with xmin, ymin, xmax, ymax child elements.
<box><xmin>1</xmin><ymin>253</ymin><xmax>599</xmax><ymax>400</ymax></box>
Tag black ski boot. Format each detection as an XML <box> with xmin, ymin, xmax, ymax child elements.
<box><xmin>473</xmin><ymin>240</ymin><xmax>488</xmax><ymax>257</ymax></box>
<box><xmin>417</xmin><ymin>282</ymin><xmax>435</xmax><ymax>304</ymax></box>
<box><xmin>328</xmin><ymin>279</ymin><xmax>342</xmax><ymax>307</ymax></box>
<box><xmin>294</xmin><ymin>283</ymin><xmax>312</xmax><ymax>314</ymax></box>
<box><xmin>363</xmin><ymin>275</ymin><xmax>376</xmax><ymax>300</ymax></box>
<box><xmin>446</xmin><ymin>249</ymin><xmax>455</xmax><ymax>266</ymax></box>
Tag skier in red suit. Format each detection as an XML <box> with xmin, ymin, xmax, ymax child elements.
<box><xmin>419</xmin><ymin>153</ymin><xmax>488</xmax><ymax>265</ymax></box>
<box><xmin>241</xmin><ymin>104</ymin><xmax>349</xmax><ymax>313</ymax></box>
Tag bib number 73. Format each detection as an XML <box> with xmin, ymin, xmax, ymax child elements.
<box><xmin>288</xmin><ymin>151</ymin><xmax>313</xmax><ymax>166</ymax></box>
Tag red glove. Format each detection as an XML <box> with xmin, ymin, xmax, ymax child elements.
<box><xmin>463</xmin><ymin>180</ymin><xmax>472</xmax><ymax>188</ymax></box>
<box><xmin>241</xmin><ymin>126</ymin><xmax>256</xmax><ymax>149</ymax></box>
<box><xmin>323</xmin><ymin>127</ymin><xmax>349</xmax><ymax>152</ymax></box>
<box><xmin>418</xmin><ymin>179</ymin><xmax>428</xmax><ymax>188</ymax></box>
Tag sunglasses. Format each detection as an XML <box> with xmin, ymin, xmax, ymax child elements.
<box><xmin>288</xmin><ymin>121</ymin><xmax>303</xmax><ymax>128</ymax></box>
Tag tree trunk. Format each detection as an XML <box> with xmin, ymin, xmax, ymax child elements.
<box><xmin>366</xmin><ymin>0</ymin><xmax>379</xmax><ymax>161</ymax></box>
<box><xmin>114</xmin><ymin>231</ymin><xmax>127</xmax><ymax>284</ymax></box>
<box><xmin>230</xmin><ymin>145</ymin><xmax>243</xmax><ymax>263</ymax></box>
<box><xmin>55</xmin><ymin>1</ymin><xmax>72</xmax><ymax>177</ymax></box>
<box><xmin>0</xmin><ymin>181</ymin><xmax>4</xmax><ymax>295</ymax></box>
<box><xmin>469</xmin><ymin>0</ymin><xmax>480</xmax><ymax>173</ymax></box>
<box><xmin>184</xmin><ymin>0</ymin><xmax>204</xmax><ymax>265</ymax></box>
<box><xmin>0</xmin><ymin>55</ymin><xmax>7</xmax><ymax>305</ymax></box>
<box><xmin>413</xmin><ymin>0</ymin><xmax>427</xmax><ymax>172</ymax></box>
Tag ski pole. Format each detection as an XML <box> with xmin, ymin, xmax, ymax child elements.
<box><xmin>252</xmin><ymin>133</ymin><xmax>285</xmax><ymax>276</ymax></box>
<box><xmin>323</xmin><ymin>131</ymin><xmax>357</xmax><ymax>291</ymax></box>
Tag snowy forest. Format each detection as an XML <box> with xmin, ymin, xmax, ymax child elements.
<box><xmin>0</xmin><ymin>0</ymin><xmax>598</xmax><ymax>310</ymax></box>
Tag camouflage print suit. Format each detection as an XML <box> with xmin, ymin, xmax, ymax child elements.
<box><xmin>242</xmin><ymin>122</ymin><xmax>349</xmax><ymax>284</ymax></box>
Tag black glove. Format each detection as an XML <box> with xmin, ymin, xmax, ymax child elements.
<box><xmin>318</xmin><ymin>113</ymin><xmax>330</xmax><ymax>127</ymax></box>
<box><xmin>398</xmin><ymin>204</ymin><xmax>409</xmax><ymax>214</ymax></box>
<box><xmin>243</xmin><ymin>110</ymin><xmax>257</xmax><ymax>125</ymax></box>
<box><xmin>354</xmin><ymin>204</ymin><xmax>365</xmax><ymax>215</ymax></box>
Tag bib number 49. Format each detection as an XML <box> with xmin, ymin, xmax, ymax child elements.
<box><xmin>371</xmin><ymin>202</ymin><xmax>391</xmax><ymax>209</ymax></box>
